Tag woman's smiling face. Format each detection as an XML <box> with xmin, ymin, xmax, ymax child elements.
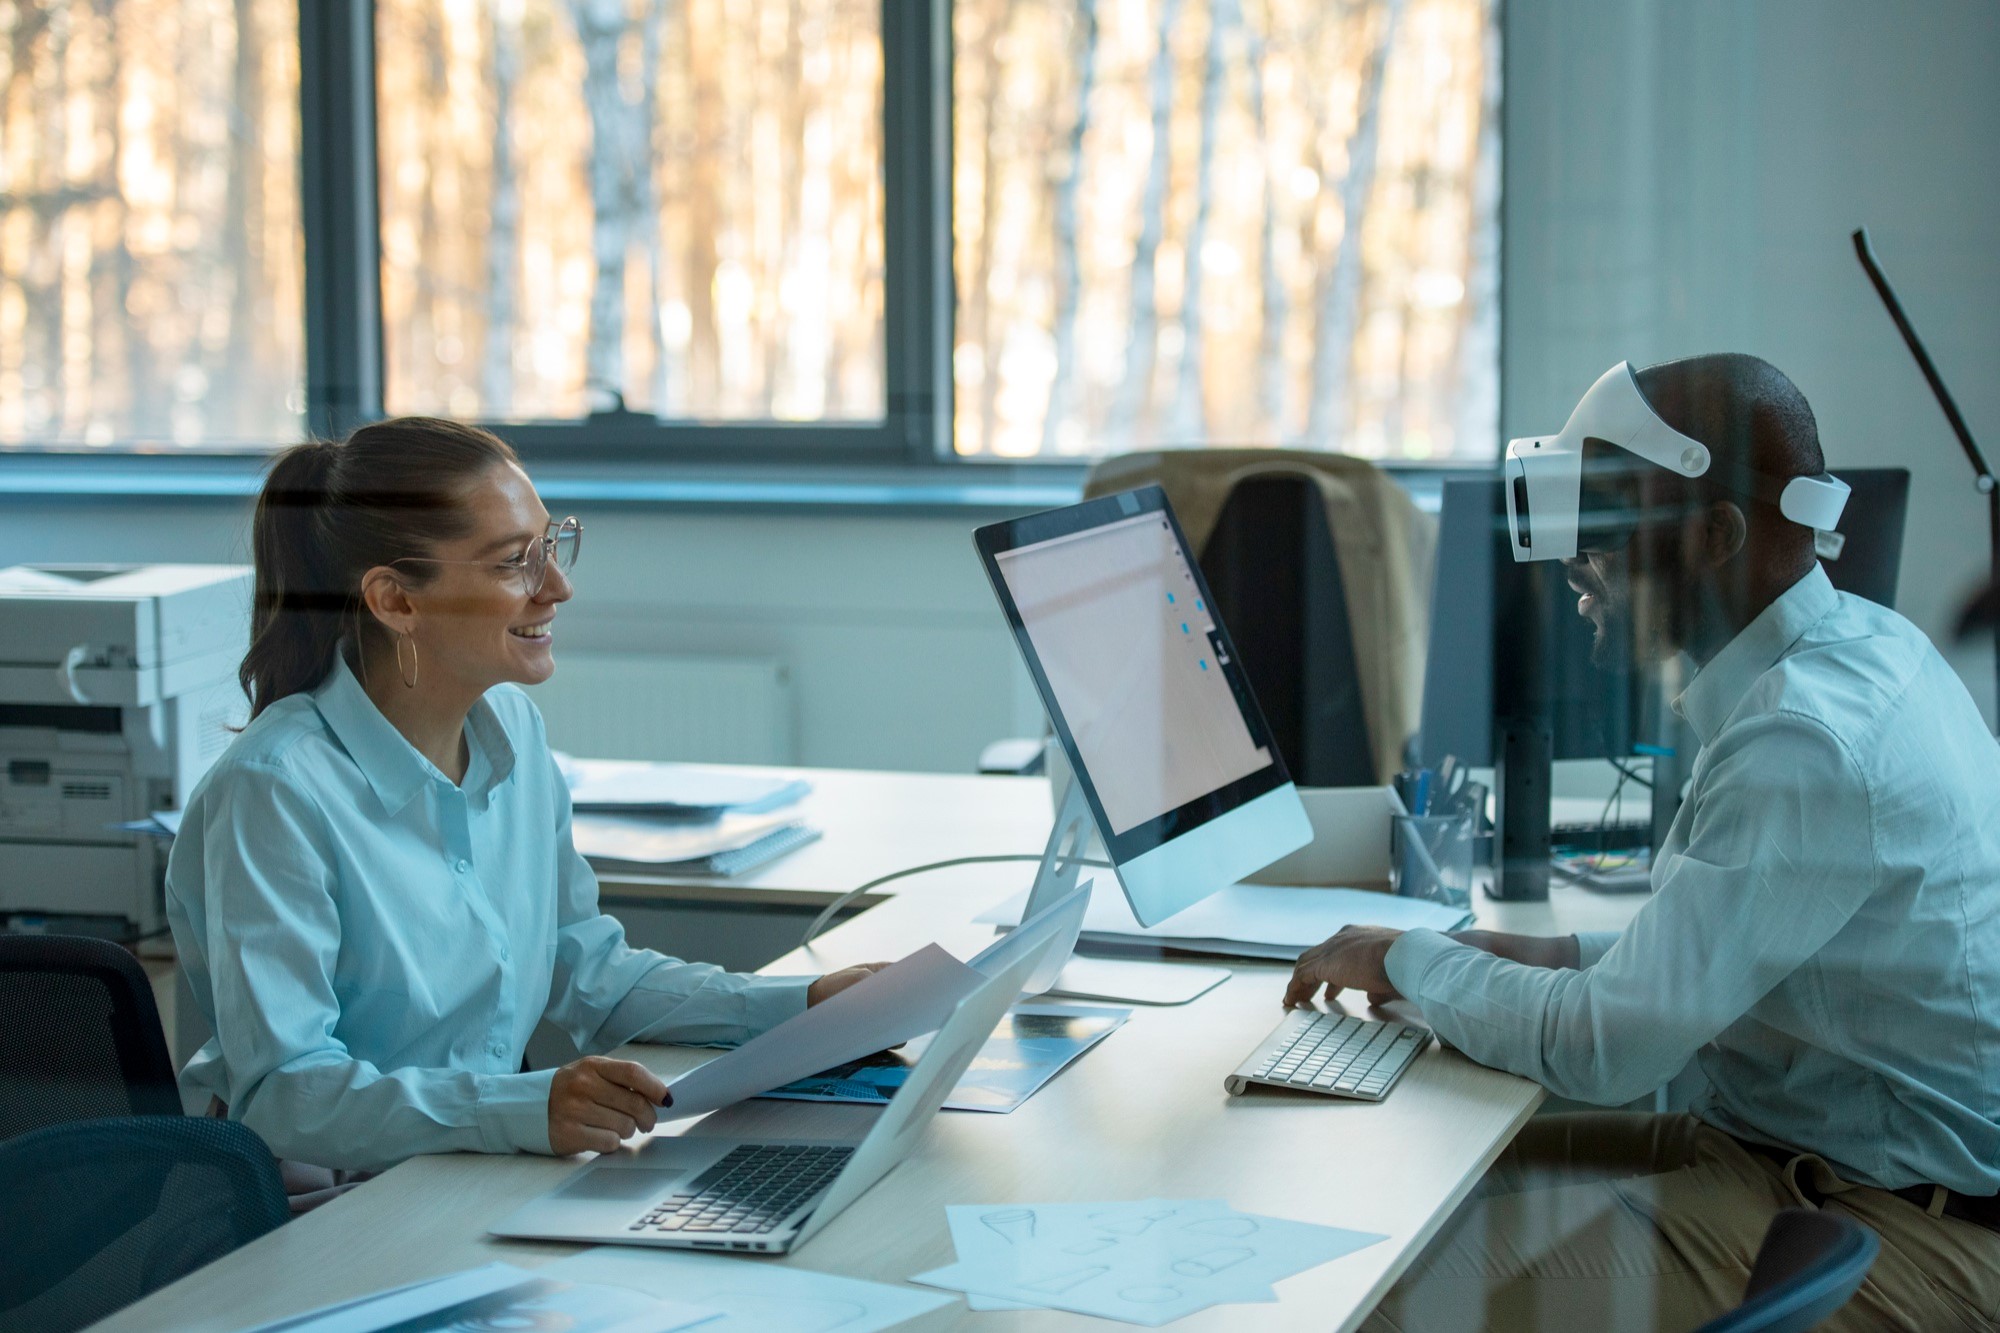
<box><xmin>394</xmin><ymin>462</ymin><xmax>574</xmax><ymax>695</ymax></box>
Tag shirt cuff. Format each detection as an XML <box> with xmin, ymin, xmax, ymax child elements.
<box><xmin>1575</xmin><ymin>930</ymin><xmax>1621</xmax><ymax>969</ymax></box>
<box><xmin>474</xmin><ymin>1068</ymin><xmax>558</xmax><ymax>1156</ymax></box>
<box><xmin>741</xmin><ymin>974</ymin><xmax>813</xmax><ymax>1038</ymax></box>
<box><xmin>1384</xmin><ymin>928</ymin><xmax>1464</xmax><ymax>1007</ymax></box>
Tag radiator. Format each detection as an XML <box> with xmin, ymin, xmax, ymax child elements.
<box><xmin>529</xmin><ymin>653</ymin><xmax>794</xmax><ymax>764</ymax></box>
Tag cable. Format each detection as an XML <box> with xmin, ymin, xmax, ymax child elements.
<box><xmin>797</xmin><ymin>853</ymin><xmax>1112</xmax><ymax>953</ymax></box>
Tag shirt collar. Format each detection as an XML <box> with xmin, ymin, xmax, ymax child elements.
<box><xmin>1673</xmin><ymin>564</ymin><xmax>1839</xmax><ymax>744</ymax></box>
<box><xmin>312</xmin><ymin>653</ymin><xmax>518</xmax><ymax>815</ymax></box>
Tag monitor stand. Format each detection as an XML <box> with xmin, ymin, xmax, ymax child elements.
<box><xmin>1028</xmin><ymin>781</ymin><xmax>1232</xmax><ymax>1007</ymax></box>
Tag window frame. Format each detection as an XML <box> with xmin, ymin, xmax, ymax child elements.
<box><xmin>307</xmin><ymin>0</ymin><xmax>953</xmax><ymax>468</ymax></box>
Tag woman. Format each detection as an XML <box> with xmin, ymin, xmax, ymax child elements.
<box><xmin>166</xmin><ymin>419</ymin><xmax>878</xmax><ymax>1194</ymax></box>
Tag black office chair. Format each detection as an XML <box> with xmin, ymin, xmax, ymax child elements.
<box><xmin>0</xmin><ymin>1115</ymin><xmax>288</xmax><ymax>1333</ymax></box>
<box><xmin>0</xmin><ymin>934</ymin><xmax>181</xmax><ymax>1141</ymax></box>
<box><xmin>1693</xmin><ymin>1209</ymin><xmax>1881</xmax><ymax>1333</ymax></box>
<box><xmin>1822</xmin><ymin>467</ymin><xmax>1910</xmax><ymax>609</ymax></box>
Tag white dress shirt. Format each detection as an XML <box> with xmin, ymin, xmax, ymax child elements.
<box><xmin>167</xmin><ymin>655</ymin><xmax>810</xmax><ymax>1172</ymax></box>
<box><xmin>1387</xmin><ymin>564</ymin><xmax>2000</xmax><ymax>1193</ymax></box>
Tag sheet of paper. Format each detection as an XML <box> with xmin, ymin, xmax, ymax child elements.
<box><xmin>977</xmin><ymin>882</ymin><xmax>1470</xmax><ymax>949</ymax></box>
<box><xmin>544</xmin><ymin>1247</ymin><xmax>955</xmax><ymax>1333</ymax></box>
<box><xmin>241</xmin><ymin>1262</ymin><xmax>720</xmax><ymax>1333</ymax></box>
<box><xmin>663</xmin><ymin>944</ymin><xmax>984</xmax><ymax>1121</ymax></box>
<box><xmin>757</xmin><ymin>1002</ymin><xmax>1129</xmax><ymax>1113</ymax></box>
<box><xmin>913</xmin><ymin>1198</ymin><xmax>1385</xmax><ymax>1326</ymax></box>
<box><xmin>556</xmin><ymin>755</ymin><xmax>812</xmax><ymax>814</ymax></box>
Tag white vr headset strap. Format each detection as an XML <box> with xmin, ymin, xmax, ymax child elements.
<box><xmin>1575</xmin><ymin>361</ymin><xmax>1852</xmax><ymax>531</ymax></box>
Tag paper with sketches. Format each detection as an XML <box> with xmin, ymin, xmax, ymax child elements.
<box><xmin>239</xmin><ymin>1261</ymin><xmax>719</xmax><ymax>1333</ymax></box>
<box><xmin>977</xmin><ymin>882</ymin><xmax>1471</xmax><ymax>960</ymax></box>
<box><xmin>914</xmin><ymin>1198</ymin><xmax>1386</xmax><ymax>1326</ymax></box>
<box><xmin>758</xmin><ymin>1002</ymin><xmax>1128</xmax><ymax>1113</ymax></box>
<box><xmin>662</xmin><ymin>944</ymin><xmax>984</xmax><ymax>1121</ymax></box>
<box><xmin>544</xmin><ymin>1247</ymin><xmax>954</xmax><ymax>1333</ymax></box>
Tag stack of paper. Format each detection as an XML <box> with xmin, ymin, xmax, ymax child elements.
<box><xmin>551</xmin><ymin>756</ymin><xmax>818</xmax><ymax>876</ymax></box>
<box><xmin>913</xmin><ymin>1198</ymin><xmax>1385</xmax><ymax>1325</ymax></box>
<box><xmin>571</xmin><ymin>811</ymin><xmax>820</xmax><ymax>876</ymax></box>
<box><xmin>554</xmin><ymin>754</ymin><xmax>811</xmax><ymax>816</ymax></box>
<box><xmin>977</xmin><ymin>882</ymin><xmax>1473</xmax><ymax>962</ymax></box>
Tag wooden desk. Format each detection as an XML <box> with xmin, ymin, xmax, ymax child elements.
<box><xmin>102</xmin><ymin>770</ymin><xmax>1648</xmax><ymax>1332</ymax></box>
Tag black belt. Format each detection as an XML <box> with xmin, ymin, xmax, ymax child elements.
<box><xmin>1736</xmin><ymin>1137</ymin><xmax>2000</xmax><ymax>1235</ymax></box>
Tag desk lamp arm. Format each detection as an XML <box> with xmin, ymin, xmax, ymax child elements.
<box><xmin>1852</xmin><ymin>227</ymin><xmax>1999</xmax><ymax>732</ymax></box>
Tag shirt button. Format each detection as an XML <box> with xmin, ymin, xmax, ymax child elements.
<box><xmin>455</xmin><ymin>858</ymin><xmax>472</xmax><ymax>874</ymax></box>
<box><xmin>489</xmin><ymin>1041</ymin><xmax>506</xmax><ymax>1057</ymax></box>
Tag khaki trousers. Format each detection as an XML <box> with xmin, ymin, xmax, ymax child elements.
<box><xmin>1360</xmin><ymin>1113</ymin><xmax>2000</xmax><ymax>1332</ymax></box>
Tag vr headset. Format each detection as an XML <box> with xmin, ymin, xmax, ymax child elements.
<box><xmin>1503</xmin><ymin>361</ymin><xmax>1851</xmax><ymax>562</ymax></box>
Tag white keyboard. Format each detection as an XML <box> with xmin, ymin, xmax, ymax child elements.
<box><xmin>1223</xmin><ymin>1010</ymin><xmax>1429</xmax><ymax>1102</ymax></box>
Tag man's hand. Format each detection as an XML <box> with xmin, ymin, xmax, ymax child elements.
<box><xmin>1284</xmin><ymin>926</ymin><xmax>1405</xmax><ymax>1010</ymax></box>
<box><xmin>547</xmin><ymin>1056</ymin><xmax>669</xmax><ymax>1156</ymax></box>
<box><xmin>807</xmin><ymin>961</ymin><xmax>890</xmax><ymax>1007</ymax></box>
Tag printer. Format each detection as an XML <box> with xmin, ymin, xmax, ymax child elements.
<box><xmin>0</xmin><ymin>564</ymin><xmax>252</xmax><ymax>938</ymax></box>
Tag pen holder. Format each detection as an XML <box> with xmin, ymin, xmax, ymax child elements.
<box><xmin>1391</xmin><ymin>812</ymin><xmax>1476</xmax><ymax>911</ymax></box>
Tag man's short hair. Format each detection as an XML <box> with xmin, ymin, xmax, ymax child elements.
<box><xmin>1634</xmin><ymin>353</ymin><xmax>1826</xmax><ymax>505</ymax></box>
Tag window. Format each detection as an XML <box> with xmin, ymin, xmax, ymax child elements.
<box><xmin>375</xmin><ymin>0</ymin><xmax>886</xmax><ymax>425</ymax></box>
<box><xmin>951</xmin><ymin>0</ymin><xmax>1499</xmax><ymax>460</ymax></box>
<box><xmin>0</xmin><ymin>0</ymin><xmax>303</xmax><ymax>448</ymax></box>
<box><xmin>0</xmin><ymin>0</ymin><xmax>1497</xmax><ymax>462</ymax></box>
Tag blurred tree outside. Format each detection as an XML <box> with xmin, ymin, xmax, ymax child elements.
<box><xmin>0</xmin><ymin>0</ymin><xmax>1495</xmax><ymax>458</ymax></box>
<box><xmin>954</xmin><ymin>0</ymin><xmax>1500</xmax><ymax>460</ymax></box>
<box><xmin>0</xmin><ymin>0</ymin><xmax>302</xmax><ymax>448</ymax></box>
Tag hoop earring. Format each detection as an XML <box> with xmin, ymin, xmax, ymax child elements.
<box><xmin>395</xmin><ymin>632</ymin><xmax>419</xmax><ymax>689</ymax></box>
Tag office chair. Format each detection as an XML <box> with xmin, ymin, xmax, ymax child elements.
<box><xmin>1822</xmin><ymin>468</ymin><xmax>1910</xmax><ymax>609</ymax></box>
<box><xmin>0</xmin><ymin>934</ymin><xmax>182</xmax><ymax>1142</ymax></box>
<box><xmin>1693</xmin><ymin>1209</ymin><xmax>1881</xmax><ymax>1333</ymax></box>
<box><xmin>0</xmin><ymin>1115</ymin><xmax>288</xmax><ymax>1333</ymax></box>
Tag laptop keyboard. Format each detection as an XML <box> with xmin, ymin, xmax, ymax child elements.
<box><xmin>1224</xmin><ymin>1010</ymin><xmax>1427</xmax><ymax>1101</ymax></box>
<box><xmin>630</xmin><ymin>1144</ymin><xmax>853</xmax><ymax>1235</ymax></box>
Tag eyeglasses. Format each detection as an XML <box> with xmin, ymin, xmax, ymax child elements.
<box><xmin>393</xmin><ymin>516</ymin><xmax>583</xmax><ymax>597</ymax></box>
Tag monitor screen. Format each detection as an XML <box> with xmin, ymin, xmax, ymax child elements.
<box><xmin>977</xmin><ymin>488</ymin><xmax>1290</xmax><ymax>866</ymax></box>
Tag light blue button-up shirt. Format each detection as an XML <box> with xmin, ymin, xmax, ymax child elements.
<box><xmin>1387</xmin><ymin>565</ymin><xmax>2000</xmax><ymax>1193</ymax></box>
<box><xmin>167</xmin><ymin>655</ymin><xmax>810</xmax><ymax>1172</ymax></box>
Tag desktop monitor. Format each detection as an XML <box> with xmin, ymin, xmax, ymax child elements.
<box><xmin>1417</xmin><ymin>467</ymin><xmax>1913</xmax><ymax>770</ymax></box>
<box><xmin>1416</xmin><ymin>477</ymin><xmax>1652</xmax><ymax>770</ymax></box>
<box><xmin>975</xmin><ymin>487</ymin><xmax>1313</xmax><ymax>928</ymax></box>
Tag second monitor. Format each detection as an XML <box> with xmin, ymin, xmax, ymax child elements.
<box><xmin>975</xmin><ymin>486</ymin><xmax>1312</xmax><ymax>928</ymax></box>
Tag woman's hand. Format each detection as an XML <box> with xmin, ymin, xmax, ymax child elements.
<box><xmin>807</xmin><ymin>962</ymin><xmax>891</xmax><ymax>1007</ymax></box>
<box><xmin>547</xmin><ymin>1055</ymin><xmax>670</xmax><ymax>1156</ymax></box>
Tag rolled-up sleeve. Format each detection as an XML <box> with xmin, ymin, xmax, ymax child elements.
<box><xmin>193</xmin><ymin>764</ymin><xmax>556</xmax><ymax>1172</ymax></box>
<box><xmin>538</xmin><ymin>759</ymin><xmax>812</xmax><ymax>1054</ymax></box>
<box><xmin>1385</xmin><ymin>714</ymin><xmax>1878</xmax><ymax>1106</ymax></box>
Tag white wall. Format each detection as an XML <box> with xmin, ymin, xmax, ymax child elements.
<box><xmin>1504</xmin><ymin>0</ymin><xmax>2000</xmax><ymax>722</ymax></box>
<box><xmin>0</xmin><ymin>496</ymin><xmax>1048</xmax><ymax>773</ymax></box>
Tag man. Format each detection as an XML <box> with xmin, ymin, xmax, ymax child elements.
<box><xmin>1290</xmin><ymin>354</ymin><xmax>2000</xmax><ymax>1330</ymax></box>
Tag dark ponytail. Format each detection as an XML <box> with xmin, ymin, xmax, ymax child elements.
<box><xmin>241</xmin><ymin>418</ymin><xmax>520</xmax><ymax>721</ymax></box>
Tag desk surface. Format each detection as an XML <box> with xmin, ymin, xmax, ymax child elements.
<box><xmin>100</xmin><ymin>767</ymin><xmax>1647</xmax><ymax>1333</ymax></box>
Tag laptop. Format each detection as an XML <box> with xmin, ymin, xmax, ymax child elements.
<box><xmin>490</xmin><ymin>913</ymin><xmax>1064</xmax><ymax>1255</ymax></box>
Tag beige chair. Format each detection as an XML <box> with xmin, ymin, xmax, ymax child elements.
<box><xmin>1083</xmin><ymin>450</ymin><xmax>1435</xmax><ymax>788</ymax></box>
